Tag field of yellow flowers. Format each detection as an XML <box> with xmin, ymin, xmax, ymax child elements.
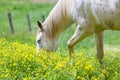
<box><xmin>0</xmin><ymin>38</ymin><xmax>120</xmax><ymax>80</ymax></box>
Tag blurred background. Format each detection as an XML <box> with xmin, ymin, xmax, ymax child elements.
<box><xmin>0</xmin><ymin>0</ymin><xmax>57</xmax><ymax>34</ymax></box>
<box><xmin>0</xmin><ymin>0</ymin><xmax>57</xmax><ymax>45</ymax></box>
<box><xmin>0</xmin><ymin>0</ymin><xmax>120</xmax><ymax>53</ymax></box>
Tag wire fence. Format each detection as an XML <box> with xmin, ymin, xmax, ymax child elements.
<box><xmin>7</xmin><ymin>12</ymin><xmax>45</xmax><ymax>34</ymax></box>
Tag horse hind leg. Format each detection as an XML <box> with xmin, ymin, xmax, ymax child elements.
<box><xmin>95</xmin><ymin>31</ymin><xmax>104</xmax><ymax>69</ymax></box>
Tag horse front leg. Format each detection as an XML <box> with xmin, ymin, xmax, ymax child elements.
<box><xmin>95</xmin><ymin>31</ymin><xmax>104</xmax><ymax>68</ymax></box>
<box><xmin>67</xmin><ymin>23</ymin><xmax>93</xmax><ymax>56</ymax></box>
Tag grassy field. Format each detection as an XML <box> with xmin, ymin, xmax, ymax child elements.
<box><xmin>0</xmin><ymin>0</ymin><xmax>120</xmax><ymax>79</ymax></box>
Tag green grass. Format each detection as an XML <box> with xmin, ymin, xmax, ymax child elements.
<box><xmin>0</xmin><ymin>0</ymin><xmax>120</xmax><ymax>53</ymax></box>
<box><xmin>0</xmin><ymin>0</ymin><xmax>120</xmax><ymax>79</ymax></box>
<box><xmin>0</xmin><ymin>0</ymin><xmax>55</xmax><ymax>47</ymax></box>
<box><xmin>0</xmin><ymin>0</ymin><xmax>54</xmax><ymax>35</ymax></box>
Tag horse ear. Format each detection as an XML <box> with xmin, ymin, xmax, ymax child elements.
<box><xmin>37</xmin><ymin>21</ymin><xmax>44</xmax><ymax>31</ymax></box>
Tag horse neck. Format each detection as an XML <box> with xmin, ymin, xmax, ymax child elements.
<box><xmin>43</xmin><ymin>0</ymin><xmax>74</xmax><ymax>40</ymax></box>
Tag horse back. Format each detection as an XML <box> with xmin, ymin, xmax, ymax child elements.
<box><xmin>91</xmin><ymin>0</ymin><xmax>120</xmax><ymax>30</ymax></box>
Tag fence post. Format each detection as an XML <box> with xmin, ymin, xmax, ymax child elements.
<box><xmin>8</xmin><ymin>12</ymin><xmax>14</xmax><ymax>34</ymax></box>
<box><xmin>42</xmin><ymin>15</ymin><xmax>45</xmax><ymax>22</ymax></box>
<box><xmin>26</xmin><ymin>14</ymin><xmax>32</xmax><ymax>32</ymax></box>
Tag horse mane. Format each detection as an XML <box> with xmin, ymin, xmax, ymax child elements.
<box><xmin>43</xmin><ymin>0</ymin><xmax>74</xmax><ymax>39</ymax></box>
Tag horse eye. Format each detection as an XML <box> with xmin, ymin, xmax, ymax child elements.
<box><xmin>37</xmin><ymin>40</ymin><xmax>41</xmax><ymax>43</ymax></box>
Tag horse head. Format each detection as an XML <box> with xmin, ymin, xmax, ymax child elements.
<box><xmin>36</xmin><ymin>21</ymin><xmax>58</xmax><ymax>52</ymax></box>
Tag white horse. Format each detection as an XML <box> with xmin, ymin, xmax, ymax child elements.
<box><xmin>36</xmin><ymin>0</ymin><xmax>120</xmax><ymax>68</ymax></box>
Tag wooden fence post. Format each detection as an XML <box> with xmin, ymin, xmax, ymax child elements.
<box><xmin>8</xmin><ymin>12</ymin><xmax>14</xmax><ymax>34</ymax></box>
<box><xmin>26</xmin><ymin>14</ymin><xmax>32</xmax><ymax>32</ymax></box>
